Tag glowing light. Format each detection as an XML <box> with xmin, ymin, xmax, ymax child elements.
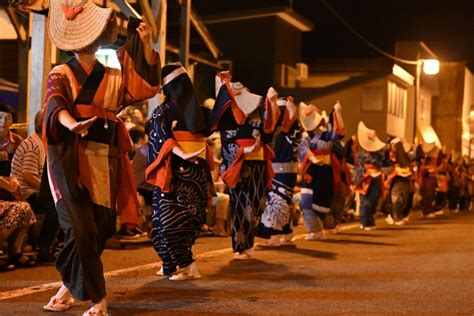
<box><xmin>96</xmin><ymin>49</ymin><xmax>121</xmax><ymax>69</ymax></box>
<box><xmin>423</xmin><ymin>59</ymin><xmax>440</xmax><ymax>75</ymax></box>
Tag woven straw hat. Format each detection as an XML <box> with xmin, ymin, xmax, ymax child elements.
<box><xmin>298</xmin><ymin>102</ymin><xmax>323</xmax><ymax>131</ymax></box>
<box><xmin>48</xmin><ymin>0</ymin><xmax>114</xmax><ymax>51</ymax></box>
<box><xmin>357</xmin><ymin>121</ymin><xmax>386</xmax><ymax>152</ymax></box>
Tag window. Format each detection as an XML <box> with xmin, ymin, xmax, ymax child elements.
<box><xmin>387</xmin><ymin>81</ymin><xmax>407</xmax><ymax>119</ymax></box>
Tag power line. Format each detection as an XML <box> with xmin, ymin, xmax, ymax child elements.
<box><xmin>319</xmin><ymin>0</ymin><xmax>418</xmax><ymax>65</ymax></box>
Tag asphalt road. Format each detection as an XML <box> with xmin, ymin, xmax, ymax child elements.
<box><xmin>0</xmin><ymin>211</ymin><xmax>473</xmax><ymax>315</ymax></box>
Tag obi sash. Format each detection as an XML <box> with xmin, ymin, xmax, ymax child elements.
<box><xmin>173</xmin><ymin>131</ymin><xmax>214</xmax><ymax>167</ymax></box>
<box><xmin>221</xmin><ymin>138</ymin><xmax>274</xmax><ymax>189</ymax></box>
<box><xmin>301</xmin><ymin>148</ymin><xmax>342</xmax><ymax>192</ymax></box>
<box><xmin>395</xmin><ymin>166</ymin><xmax>412</xmax><ymax>177</ymax></box>
<box><xmin>74</xmin><ymin>104</ymin><xmax>139</xmax><ymax>224</ymax></box>
<box><xmin>174</xmin><ymin>131</ymin><xmax>206</xmax><ymax>159</ymax></box>
<box><xmin>145</xmin><ymin>131</ymin><xmax>214</xmax><ymax>193</ymax></box>
<box><xmin>355</xmin><ymin>163</ymin><xmax>383</xmax><ymax>195</ymax></box>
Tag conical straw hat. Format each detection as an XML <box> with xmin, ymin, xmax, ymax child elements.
<box><xmin>357</xmin><ymin>121</ymin><xmax>386</xmax><ymax>152</ymax></box>
<box><xmin>48</xmin><ymin>0</ymin><xmax>114</xmax><ymax>51</ymax></box>
<box><xmin>298</xmin><ymin>102</ymin><xmax>323</xmax><ymax>131</ymax></box>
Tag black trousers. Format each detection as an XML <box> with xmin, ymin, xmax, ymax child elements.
<box><xmin>55</xmin><ymin>188</ymin><xmax>116</xmax><ymax>302</ymax></box>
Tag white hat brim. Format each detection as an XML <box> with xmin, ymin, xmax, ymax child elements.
<box><xmin>298</xmin><ymin>102</ymin><xmax>323</xmax><ymax>131</ymax></box>
<box><xmin>357</xmin><ymin>121</ymin><xmax>386</xmax><ymax>152</ymax></box>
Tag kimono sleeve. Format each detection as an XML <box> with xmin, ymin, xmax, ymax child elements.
<box><xmin>43</xmin><ymin>66</ymin><xmax>74</xmax><ymax>144</ymax></box>
<box><xmin>117</xmin><ymin>27</ymin><xmax>161</xmax><ymax>107</ymax></box>
<box><xmin>298</xmin><ymin>132</ymin><xmax>312</xmax><ymax>162</ymax></box>
<box><xmin>147</xmin><ymin>105</ymin><xmax>173</xmax><ymax>164</ymax></box>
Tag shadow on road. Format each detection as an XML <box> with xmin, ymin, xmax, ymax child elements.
<box><xmin>257</xmin><ymin>245</ymin><xmax>337</xmax><ymax>260</ymax></box>
<box><xmin>376</xmin><ymin>226</ymin><xmax>429</xmax><ymax>231</ymax></box>
<box><xmin>210</xmin><ymin>259</ymin><xmax>320</xmax><ymax>286</ymax></box>
<box><xmin>337</xmin><ymin>232</ymin><xmax>390</xmax><ymax>238</ymax></box>
<box><xmin>318</xmin><ymin>239</ymin><xmax>398</xmax><ymax>246</ymax></box>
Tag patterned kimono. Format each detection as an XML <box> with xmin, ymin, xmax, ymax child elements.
<box><xmin>43</xmin><ymin>31</ymin><xmax>160</xmax><ymax>302</ymax></box>
<box><xmin>211</xmin><ymin>81</ymin><xmax>277</xmax><ymax>253</ymax></box>
<box><xmin>146</xmin><ymin>102</ymin><xmax>214</xmax><ymax>276</ymax></box>
<box><xmin>298</xmin><ymin>110</ymin><xmax>345</xmax><ymax>233</ymax></box>
<box><xmin>220</xmin><ymin>121</ymin><xmax>273</xmax><ymax>252</ymax></box>
<box><xmin>355</xmin><ymin>150</ymin><xmax>388</xmax><ymax>228</ymax></box>
<box><xmin>257</xmin><ymin>105</ymin><xmax>302</xmax><ymax>238</ymax></box>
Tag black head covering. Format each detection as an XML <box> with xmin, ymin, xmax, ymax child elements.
<box><xmin>394</xmin><ymin>142</ymin><xmax>410</xmax><ymax>167</ymax></box>
<box><xmin>161</xmin><ymin>62</ymin><xmax>207</xmax><ymax>133</ymax></box>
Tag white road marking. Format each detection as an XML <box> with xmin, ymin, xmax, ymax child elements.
<box><xmin>0</xmin><ymin>246</ymin><xmax>234</xmax><ymax>301</ymax></box>
<box><xmin>0</xmin><ymin>223</ymin><xmax>360</xmax><ymax>301</ymax></box>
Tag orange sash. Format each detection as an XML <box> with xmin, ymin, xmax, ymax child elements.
<box><xmin>221</xmin><ymin>139</ymin><xmax>274</xmax><ymax>189</ymax></box>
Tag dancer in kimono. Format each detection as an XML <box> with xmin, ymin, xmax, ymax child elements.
<box><xmin>211</xmin><ymin>71</ymin><xmax>278</xmax><ymax>259</ymax></box>
<box><xmin>298</xmin><ymin>101</ymin><xmax>346</xmax><ymax>241</ymax></box>
<box><xmin>417</xmin><ymin>144</ymin><xmax>439</xmax><ymax>218</ymax></box>
<box><xmin>146</xmin><ymin>63</ymin><xmax>214</xmax><ymax>280</ymax></box>
<box><xmin>354</xmin><ymin>122</ymin><xmax>388</xmax><ymax>230</ymax></box>
<box><xmin>384</xmin><ymin>139</ymin><xmax>413</xmax><ymax>225</ymax></box>
<box><xmin>42</xmin><ymin>1</ymin><xmax>160</xmax><ymax>314</ymax></box>
<box><xmin>257</xmin><ymin>96</ymin><xmax>303</xmax><ymax>246</ymax></box>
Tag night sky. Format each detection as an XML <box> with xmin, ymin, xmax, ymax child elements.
<box><xmin>194</xmin><ymin>0</ymin><xmax>474</xmax><ymax>70</ymax></box>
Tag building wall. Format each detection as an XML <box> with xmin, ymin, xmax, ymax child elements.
<box><xmin>432</xmin><ymin>62</ymin><xmax>466</xmax><ymax>154</ymax></box>
<box><xmin>208</xmin><ymin>16</ymin><xmax>303</xmax><ymax>95</ymax></box>
<box><xmin>305</xmin><ymin>77</ymin><xmax>389</xmax><ymax>140</ymax></box>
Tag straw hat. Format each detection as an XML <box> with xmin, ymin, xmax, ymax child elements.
<box><xmin>298</xmin><ymin>102</ymin><xmax>324</xmax><ymax>131</ymax></box>
<box><xmin>48</xmin><ymin>0</ymin><xmax>114</xmax><ymax>51</ymax></box>
<box><xmin>357</xmin><ymin>121</ymin><xmax>386</xmax><ymax>152</ymax></box>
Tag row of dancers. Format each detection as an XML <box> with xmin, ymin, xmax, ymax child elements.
<box><xmin>36</xmin><ymin>0</ymin><xmax>469</xmax><ymax>314</ymax></box>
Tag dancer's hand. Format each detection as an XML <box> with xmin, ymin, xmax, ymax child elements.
<box><xmin>243</xmin><ymin>136</ymin><xmax>260</xmax><ymax>154</ymax></box>
<box><xmin>69</xmin><ymin>117</ymin><xmax>97</xmax><ymax>137</ymax></box>
<box><xmin>309</xmin><ymin>155</ymin><xmax>323</xmax><ymax>165</ymax></box>
<box><xmin>136</xmin><ymin>22</ymin><xmax>157</xmax><ymax>64</ymax></box>
<box><xmin>172</xmin><ymin>146</ymin><xmax>205</xmax><ymax>162</ymax></box>
<box><xmin>334</xmin><ymin>100</ymin><xmax>342</xmax><ymax>113</ymax></box>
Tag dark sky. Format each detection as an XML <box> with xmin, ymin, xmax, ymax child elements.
<box><xmin>194</xmin><ymin>0</ymin><xmax>474</xmax><ymax>70</ymax></box>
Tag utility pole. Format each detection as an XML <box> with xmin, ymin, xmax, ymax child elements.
<box><xmin>179</xmin><ymin>0</ymin><xmax>190</xmax><ymax>68</ymax></box>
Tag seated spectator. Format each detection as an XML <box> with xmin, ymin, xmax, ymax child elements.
<box><xmin>0</xmin><ymin>104</ymin><xmax>23</xmax><ymax>178</ymax></box>
<box><xmin>11</xmin><ymin>110</ymin><xmax>58</xmax><ymax>262</ymax></box>
<box><xmin>206</xmin><ymin>133</ymin><xmax>230</xmax><ymax>236</ymax></box>
<box><xmin>0</xmin><ymin>175</ymin><xmax>36</xmax><ymax>271</ymax></box>
<box><xmin>131</xmin><ymin>107</ymin><xmax>146</xmax><ymax>127</ymax></box>
<box><xmin>118</xmin><ymin>113</ymin><xmax>135</xmax><ymax>131</ymax></box>
<box><xmin>131</xmin><ymin>124</ymin><xmax>153</xmax><ymax>207</ymax></box>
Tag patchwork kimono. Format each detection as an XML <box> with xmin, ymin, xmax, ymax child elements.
<box><xmin>43</xmin><ymin>31</ymin><xmax>160</xmax><ymax>302</ymax></box>
<box><xmin>257</xmin><ymin>104</ymin><xmax>303</xmax><ymax>238</ymax></box>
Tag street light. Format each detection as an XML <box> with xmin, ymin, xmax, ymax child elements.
<box><xmin>423</xmin><ymin>59</ymin><xmax>440</xmax><ymax>75</ymax></box>
<box><xmin>414</xmin><ymin>58</ymin><xmax>439</xmax><ymax>144</ymax></box>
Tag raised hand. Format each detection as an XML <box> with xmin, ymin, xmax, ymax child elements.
<box><xmin>243</xmin><ymin>136</ymin><xmax>260</xmax><ymax>154</ymax></box>
<box><xmin>136</xmin><ymin>22</ymin><xmax>157</xmax><ymax>64</ymax></box>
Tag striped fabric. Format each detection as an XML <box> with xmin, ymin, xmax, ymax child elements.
<box><xmin>11</xmin><ymin>133</ymin><xmax>45</xmax><ymax>199</ymax></box>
